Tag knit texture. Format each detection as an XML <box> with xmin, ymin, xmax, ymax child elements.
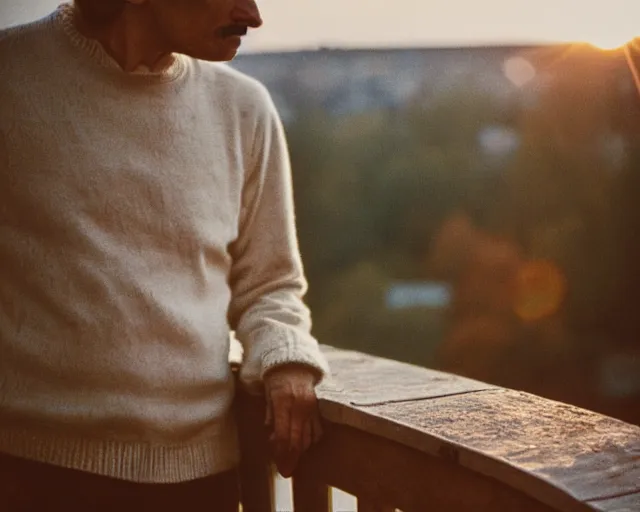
<box><xmin>0</xmin><ymin>4</ymin><xmax>329</xmax><ymax>483</ymax></box>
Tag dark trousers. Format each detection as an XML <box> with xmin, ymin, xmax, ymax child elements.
<box><xmin>0</xmin><ymin>452</ymin><xmax>240</xmax><ymax>512</ymax></box>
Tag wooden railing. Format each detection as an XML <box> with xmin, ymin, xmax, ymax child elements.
<box><xmin>235</xmin><ymin>346</ymin><xmax>640</xmax><ymax>512</ymax></box>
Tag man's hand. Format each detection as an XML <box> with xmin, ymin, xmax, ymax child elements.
<box><xmin>264</xmin><ymin>364</ymin><xmax>323</xmax><ymax>478</ymax></box>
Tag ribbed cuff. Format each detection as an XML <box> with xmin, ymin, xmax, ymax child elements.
<box><xmin>260</xmin><ymin>342</ymin><xmax>330</xmax><ymax>381</ymax></box>
<box><xmin>238</xmin><ymin>326</ymin><xmax>331</xmax><ymax>392</ymax></box>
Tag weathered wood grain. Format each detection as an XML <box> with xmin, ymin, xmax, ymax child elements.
<box><xmin>318</xmin><ymin>345</ymin><xmax>497</xmax><ymax>406</ymax></box>
<box><xmin>235</xmin><ymin>347</ymin><xmax>640</xmax><ymax>512</ymax></box>
<box><xmin>358</xmin><ymin>391</ymin><xmax>640</xmax><ymax>506</ymax></box>
<box><xmin>318</xmin><ymin>348</ymin><xmax>640</xmax><ymax>511</ymax></box>
<box><xmin>588</xmin><ymin>491</ymin><xmax>640</xmax><ymax>511</ymax></box>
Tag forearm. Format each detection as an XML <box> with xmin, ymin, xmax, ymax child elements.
<box><xmin>228</xmin><ymin>92</ymin><xmax>329</xmax><ymax>389</ymax></box>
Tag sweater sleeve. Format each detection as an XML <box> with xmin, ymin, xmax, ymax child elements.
<box><xmin>228</xmin><ymin>89</ymin><xmax>330</xmax><ymax>391</ymax></box>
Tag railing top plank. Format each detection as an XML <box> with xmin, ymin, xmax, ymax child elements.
<box><xmin>589</xmin><ymin>491</ymin><xmax>640</xmax><ymax>512</ymax></box>
<box><xmin>317</xmin><ymin>346</ymin><xmax>640</xmax><ymax>512</ymax></box>
<box><xmin>317</xmin><ymin>345</ymin><xmax>498</xmax><ymax>406</ymax></box>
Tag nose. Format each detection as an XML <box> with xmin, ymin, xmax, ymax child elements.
<box><xmin>230</xmin><ymin>0</ymin><xmax>263</xmax><ymax>28</ymax></box>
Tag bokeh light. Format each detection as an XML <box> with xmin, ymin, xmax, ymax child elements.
<box><xmin>514</xmin><ymin>260</ymin><xmax>567</xmax><ymax>323</ymax></box>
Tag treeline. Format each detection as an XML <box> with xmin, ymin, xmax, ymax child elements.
<box><xmin>284</xmin><ymin>49</ymin><xmax>637</xmax><ymax>382</ymax></box>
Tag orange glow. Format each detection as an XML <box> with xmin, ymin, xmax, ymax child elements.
<box><xmin>586</xmin><ymin>33</ymin><xmax>635</xmax><ymax>51</ymax></box>
<box><xmin>514</xmin><ymin>260</ymin><xmax>567</xmax><ymax>322</ymax></box>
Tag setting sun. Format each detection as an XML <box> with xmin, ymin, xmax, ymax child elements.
<box><xmin>586</xmin><ymin>33</ymin><xmax>636</xmax><ymax>51</ymax></box>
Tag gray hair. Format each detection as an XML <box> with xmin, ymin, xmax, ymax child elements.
<box><xmin>74</xmin><ymin>0</ymin><xmax>126</xmax><ymax>27</ymax></box>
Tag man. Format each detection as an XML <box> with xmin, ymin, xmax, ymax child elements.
<box><xmin>0</xmin><ymin>0</ymin><xmax>330</xmax><ymax>510</ymax></box>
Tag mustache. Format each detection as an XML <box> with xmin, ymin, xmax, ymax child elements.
<box><xmin>218</xmin><ymin>25</ymin><xmax>249</xmax><ymax>38</ymax></box>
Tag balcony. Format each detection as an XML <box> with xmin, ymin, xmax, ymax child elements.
<box><xmin>235</xmin><ymin>346</ymin><xmax>640</xmax><ymax>512</ymax></box>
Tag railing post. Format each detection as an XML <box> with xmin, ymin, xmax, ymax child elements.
<box><xmin>292</xmin><ymin>473</ymin><xmax>331</xmax><ymax>512</ymax></box>
<box><xmin>234</xmin><ymin>372</ymin><xmax>275</xmax><ymax>512</ymax></box>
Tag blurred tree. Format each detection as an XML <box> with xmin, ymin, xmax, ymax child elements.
<box><xmin>610</xmin><ymin>40</ymin><xmax>640</xmax><ymax>348</ymax></box>
<box><xmin>286</xmin><ymin>83</ymin><xmax>507</xmax><ymax>359</ymax></box>
<box><xmin>249</xmin><ymin>46</ymin><xmax>640</xmax><ymax>424</ymax></box>
<box><xmin>499</xmin><ymin>48</ymin><xmax>625</xmax><ymax>336</ymax></box>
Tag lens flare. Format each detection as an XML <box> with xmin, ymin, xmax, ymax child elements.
<box><xmin>514</xmin><ymin>260</ymin><xmax>567</xmax><ymax>322</ymax></box>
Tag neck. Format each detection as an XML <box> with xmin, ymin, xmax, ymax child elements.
<box><xmin>73</xmin><ymin>5</ymin><xmax>174</xmax><ymax>72</ymax></box>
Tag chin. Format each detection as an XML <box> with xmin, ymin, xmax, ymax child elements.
<box><xmin>215</xmin><ymin>48</ymin><xmax>239</xmax><ymax>62</ymax></box>
<box><xmin>185</xmin><ymin>41</ymin><xmax>241</xmax><ymax>63</ymax></box>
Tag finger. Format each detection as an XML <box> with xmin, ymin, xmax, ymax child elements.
<box><xmin>276</xmin><ymin>451</ymin><xmax>299</xmax><ymax>479</ymax></box>
<box><xmin>265</xmin><ymin>398</ymin><xmax>273</xmax><ymax>427</ymax></box>
<box><xmin>271</xmin><ymin>426</ymin><xmax>299</xmax><ymax>479</ymax></box>
<box><xmin>312</xmin><ymin>412</ymin><xmax>323</xmax><ymax>444</ymax></box>
<box><xmin>270</xmin><ymin>429</ymin><xmax>290</xmax><ymax>478</ymax></box>
<box><xmin>270</xmin><ymin>392</ymin><xmax>293</xmax><ymax>447</ymax></box>
<box><xmin>301</xmin><ymin>419</ymin><xmax>313</xmax><ymax>452</ymax></box>
<box><xmin>289</xmin><ymin>406</ymin><xmax>305</xmax><ymax>454</ymax></box>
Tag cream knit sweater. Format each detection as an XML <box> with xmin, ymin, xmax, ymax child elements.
<box><xmin>0</xmin><ymin>4</ymin><xmax>329</xmax><ymax>483</ymax></box>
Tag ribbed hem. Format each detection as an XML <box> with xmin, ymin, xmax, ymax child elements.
<box><xmin>0</xmin><ymin>418</ymin><xmax>240</xmax><ymax>483</ymax></box>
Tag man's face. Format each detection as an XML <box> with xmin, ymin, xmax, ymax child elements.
<box><xmin>146</xmin><ymin>0</ymin><xmax>263</xmax><ymax>61</ymax></box>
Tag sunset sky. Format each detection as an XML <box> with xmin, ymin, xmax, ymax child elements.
<box><xmin>1</xmin><ymin>0</ymin><xmax>638</xmax><ymax>52</ymax></box>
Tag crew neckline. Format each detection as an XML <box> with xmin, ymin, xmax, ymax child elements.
<box><xmin>52</xmin><ymin>2</ymin><xmax>187</xmax><ymax>83</ymax></box>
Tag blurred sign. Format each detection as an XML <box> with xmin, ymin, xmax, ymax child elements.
<box><xmin>478</xmin><ymin>125</ymin><xmax>520</xmax><ymax>158</ymax></box>
<box><xmin>386</xmin><ymin>281</ymin><xmax>452</xmax><ymax>310</ymax></box>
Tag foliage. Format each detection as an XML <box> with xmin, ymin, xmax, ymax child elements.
<box><xmin>282</xmin><ymin>52</ymin><xmax>636</xmax><ymax>394</ymax></box>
